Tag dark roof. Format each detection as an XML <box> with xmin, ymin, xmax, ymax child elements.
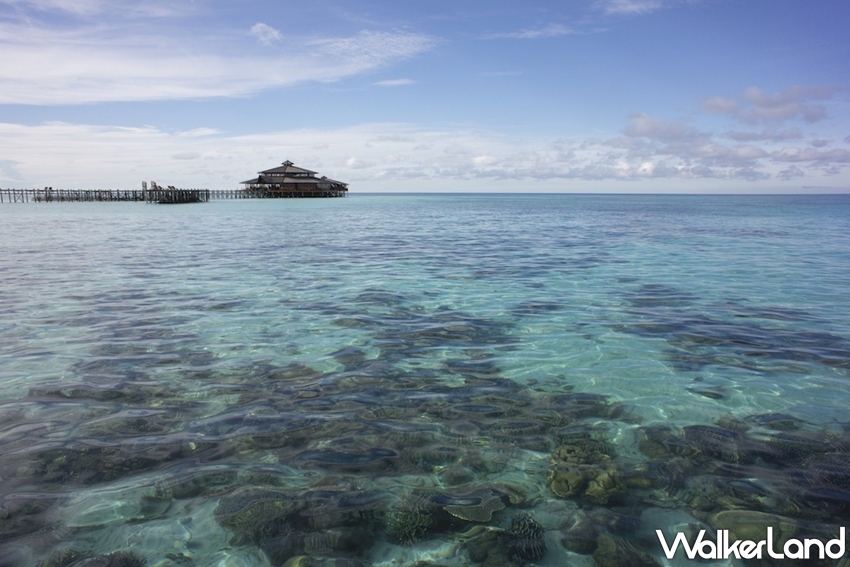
<box><xmin>265</xmin><ymin>177</ymin><xmax>321</xmax><ymax>185</ymax></box>
<box><xmin>259</xmin><ymin>160</ymin><xmax>317</xmax><ymax>176</ymax></box>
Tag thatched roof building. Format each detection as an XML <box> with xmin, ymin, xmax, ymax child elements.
<box><xmin>240</xmin><ymin>161</ymin><xmax>348</xmax><ymax>197</ymax></box>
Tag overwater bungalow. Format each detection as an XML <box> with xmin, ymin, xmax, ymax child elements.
<box><xmin>240</xmin><ymin>161</ymin><xmax>348</xmax><ymax>198</ymax></box>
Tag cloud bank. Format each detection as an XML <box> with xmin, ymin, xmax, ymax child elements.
<box><xmin>702</xmin><ymin>85</ymin><xmax>842</xmax><ymax>125</ymax></box>
<box><xmin>2</xmin><ymin>104</ymin><xmax>847</xmax><ymax>192</ymax></box>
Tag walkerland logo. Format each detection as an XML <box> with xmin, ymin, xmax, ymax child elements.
<box><xmin>656</xmin><ymin>527</ymin><xmax>846</xmax><ymax>561</ymax></box>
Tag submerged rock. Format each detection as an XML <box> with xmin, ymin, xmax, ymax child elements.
<box><xmin>214</xmin><ymin>486</ymin><xmax>301</xmax><ymax>545</ymax></box>
<box><xmin>764</xmin><ymin>431</ymin><xmax>836</xmax><ymax>466</ymax></box>
<box><xmin>442</xmin><ymin>491</ymin><xmax>505</xmax><ymax>523</ymax></box>
<box><xmin>587</xmin><ymin>508</ymin><xmax>641</xmax><ymax>534</ymax></box>
<box><xmin>560</xmin><ymin>519</ymin><xmax>598</xmax><ymax>555</ymax></box>
<box><xmin>69</xmin><ymin>551</ymin><xmax>146</xmax><ymax>567</ymax></box>
<box><xmin>707</xmin><ymin>510</ymin><xmax>797</xmax><ymax>547</ymax></box>
<box><xmin>437</xmin><ymin>466</ymin><xmax>476</xmax><ymax>486</ymax></box>
<box><xmin>592</xmin><ymin>534</ymin><xmax>661</xmax><ymax>567</ymax></box>
<box><xmin>714</xmin><ymin>413</ymin><xmax>751</xmax><ymax>433</ymax></box>
<box><xmin>745</xmin><ymin>413</ymin><xmax>806</xmax><ymax>431</ymax></box>
<box><xmin>462</xmin><ymin>527</ymin><xmax>506</xmax><ymax>566</ymax></box>
<box><xmin>0</xmin><ymin>494</ymin><xmax>55</xmax><ymax>543</ymax></box>
<box><xmin>683</xmin><ymin>425</ymin><xmax>745</xmax><ymax>463</ymax></box>
<box><xmin>38</xmin><ymin>549</ymin><xmax>92</xmax><ymax>567</ymax></box>
<box><xmin>281</xmin><ymin>557</ymin><xmax>364</xmax><ymax>567</ymax></box>
<box><xmin>294</xmin><ymin>446</ymin><xmax>400</xmax><ymax>474</ymax></box>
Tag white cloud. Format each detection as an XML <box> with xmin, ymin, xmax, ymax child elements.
<box><xmin>605</xmin><ymin>103</ymin><xmax>850</xmax><ymax>178</ymax></box>
<box><xmin>177</xmin><ymin>128</ymin><xmax>221</xmax><ymax>137</ymax></box>
<box><xmin>735</xmin><ymin>145</ymin><xmax>769</xmax><ymax>160</ymax></box>
<box><xmin>485</xmin><ymin>24</ymin><xmax>575</xmax><ymax>40</ymax></box>
<box><xmin>472</xmin><ymin>155</ymin><xmax>498</xmax><ymax>166</ymax></box>
<box><xmin>778</xmin><ymin>166</ymin><xmax>805</xmax><ymax>180</ymax></box>
<box><xmin>0</xmin><ymin>159</ymin><xmax>24</xmax><ymax>182</ymax></box>
<box><xmin>636</xmin><ymin>161</ymin><xmax>655</xmax><ymax>176</ymax></box>
<box><xmin>730</xmin><ymin>167</ymin><xmax>770</xmax><ymax>181</ymax></box>
<box><xmin>373</xmin><ymin>79</ymin><xmax>416</xmax><ymax>87</ymax></box>
<box><xmin>727</xmin><ymin>128</ymin><xmax>803</xmax><ymax>142</ymax></box>
<box><xmin>1</xmin><ymin>0</ymin><xmax>104</xmax><ymax>14</ymax></box>
<box><xmin>250</xmin><ymin>23</ymin><xmax>282</xmax><ymax>46</ymax></box>
<box><xmin>701</xmin><ymin>96</ymin><xmax>738</xmax><ymax>114</ymax></box>
<box><xmin>345</xmin><ymin>157</ymin><xmax>375</xmax><ymax>169</ymax></box>
<box><xmin>312</xmin><ymin>30</ymin><xmax>436</xmax><ymax>68</ymax></box>
<box><xmin>597</xmin><ymin>0</ymin><xmax>666</xmax><ymax>15</ymax></box>
<box><xmin>172</xmin><ymin>152</ymin><xmax>201</xmax><ymax>160</ymax></box>
<box><xmin>371</xmin><ymin>135</ymin><xmax>414</xmax><ymax>143</ymax></box>
<box><xmin>623</xmin><ymin>113</ymin><xmax>702</xmax><ymax>140</ymax></box>
<box><xmin>704</xmin><ymin>85</ymin><xmax>840</xmax><ymax>125</ymax></box>
<box><xmin>0</xmin><ymin>0</ymin><xmax>194</xmax><ymax>17</ymax></box>
<box><xmin>383</xmin><ymin>154</ymin><xmax>406</xmax><ymax>164</ymax></box>
<box><xmin>687</xmin><ymin>142</ymin><xmax>765</xmax><ymax>166</ymax></box>
<box><xmin>740</xmin><ymin>86</ymin><xmax>832</xmax><ymax>123</ymax></box>
<box><xmin>603</xmin><ymin>137</ymin><xmax>642</xmax><ymax>149</ymax></box>
<box><xmin>772</xmin><ymin>147</ymin><xmax>850</xmax><ymax>163</ymax></box>
<box><xmin>488</xmin><ymin>0</ymin><xmax>690</xmax><ymax>39</ymax></box>
<box><xmin>0</xmin><ymin>22</ymin><xmax>436</xmax><ymax>104</ymax></box>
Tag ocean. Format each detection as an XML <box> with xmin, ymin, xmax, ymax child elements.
<box><xmin>1</xmin><ymin>193</ymin><xmax>849</xmax><ymax>566</ymax></box>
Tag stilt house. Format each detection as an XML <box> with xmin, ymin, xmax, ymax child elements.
<box><xmin>240</xmin><ymin>161</ymin><xmax>348</xmax><ymax>197</ymax></box>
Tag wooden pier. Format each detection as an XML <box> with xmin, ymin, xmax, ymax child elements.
<box><xmin>144</xmin><ymin>182</ymin><xmax>209</xmax><ymax>204</ymax></box>
<box><xmin>1</xmin><ymin>185</ymin><xmax>209</xmax><ymax>204</ymax></box>
<box><xmin>2</xmin><ymin>182</ymin><xmax>346</xmax><ymax>204</ymax></box>
<box><xmin>1</xmin><ymin>187</ymin><xmax>148</xmax><ymax>203</ymax></box>
<box><xmin>2</xmin><ymin>162</ymin><xmax>348</xmax><ymax>204</ymax></box>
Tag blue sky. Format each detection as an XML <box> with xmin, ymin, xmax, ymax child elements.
<box><xmin>1</xmin><ymin>0</ymin><xmax>848</xmax><ymax>192</ymax></box>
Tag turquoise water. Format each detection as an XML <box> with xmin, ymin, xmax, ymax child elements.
<box><xmin>1</xmin><ymin>194</ymin><xmax>849</xmax><ymax>566</ymax></box>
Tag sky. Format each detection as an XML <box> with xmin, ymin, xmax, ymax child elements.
<box><xmin>0</xmin><ymin>0</ymin><xmax>848</xmax><ymax>193</ymax></box>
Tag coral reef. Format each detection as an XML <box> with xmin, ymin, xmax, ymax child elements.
<box><xmin>6</xmin><ymin>284</ymin><xmax>850</xmax><ymax>567</ymax></box>
<box><xmin>547</xmin><ymin>442</ymin><xmax>623</xmax><ymax>504</ymax></box>
<box><xmin>385</xmin><ymin>496</ymin><xmax>435</xmax><ymax>545</ymax></box>
<box><xmin>506</xmin><ymin>513</ymin><xmax>547</xmax><ymax>562</ymax></box>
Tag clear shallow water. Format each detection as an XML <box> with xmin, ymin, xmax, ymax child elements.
<box><xmin>0</xmin><ymin>194</ymin><xmax>849</xmax><ymax>566</ymax></box>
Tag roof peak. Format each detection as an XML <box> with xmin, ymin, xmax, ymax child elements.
<box><xmin>259</xmin><ymin>161</ymin><xmax>318</xmax><ymax>175</ymax></box>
